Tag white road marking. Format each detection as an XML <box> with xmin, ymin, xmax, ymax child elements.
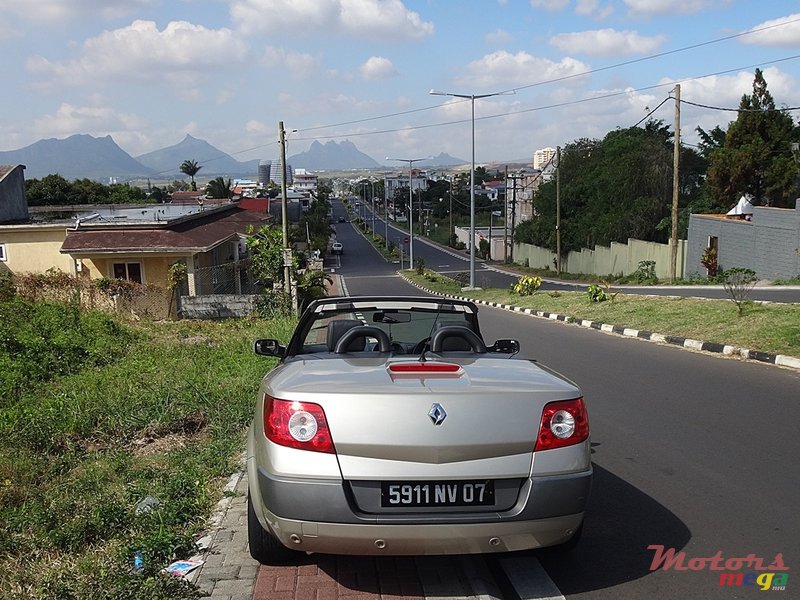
<box><xmin>499</xmin><ymin>556</ymin><xmax>566</xmax><ymax>600</ymax></box>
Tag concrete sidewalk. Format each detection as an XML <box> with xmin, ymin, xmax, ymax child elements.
<box><xmin>192</xmin><ymin>468</ymin><xmax>259</xmax><ymax>600</ymax></box>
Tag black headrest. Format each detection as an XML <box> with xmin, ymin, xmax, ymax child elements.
<box><xmin>434</xmin><ymin>320</ymin><xmax>474</xmax><ymax>351</ymax></box>
<box><xmin>326</xmin><ymin>319</ymin><xmax>365</xmax><ymax>352</ymax></box>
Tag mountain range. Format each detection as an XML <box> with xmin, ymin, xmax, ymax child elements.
<box><xmin>0</xmin><ymin>134</ymin><xmax>468</xmax><ymax>181</ymax></box>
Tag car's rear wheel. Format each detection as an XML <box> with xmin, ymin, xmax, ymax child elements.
<box><xmin>247</xmin><ymin>493</ymin><xmax>300</xmax><ymax>565</ymax></box>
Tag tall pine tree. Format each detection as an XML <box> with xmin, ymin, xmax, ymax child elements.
<box><xmin>706</xmin><ymin>69</ymin><xmax>799</xmax><ymax>208</ymax></box>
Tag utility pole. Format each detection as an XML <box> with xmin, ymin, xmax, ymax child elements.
<box><xmin>278</xmin><ymin>121</ymin><xmax>295</xmax><ymax>311</ymax></box>
<box><xmin>670</xmin><ymin>84</ymin><xmax>681</xmax><ymax>284</ymax></box>
<box><xmin>556</xmin><ymin>146</ymin><xmax>561</xmax><ymax>275</ymax></box>
<box><xmin>503</xmin><ymin>166</ymin><xmax>508</xmax><ymax>262</ymax></box>
<box><xmin>507</xmin><ymin>172</ymin><xmax>522</xmax><ymax>263</ymax></box>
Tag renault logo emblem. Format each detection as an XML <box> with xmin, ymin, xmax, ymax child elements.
<box><xmin>428</xmin><ymin>403</ymin><xmax>447</xmax><ymax>425</ymax></box>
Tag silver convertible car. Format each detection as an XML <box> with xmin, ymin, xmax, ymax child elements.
<box><xmin>247</xmin><ymin>296</ymin><xmax>591</xmax><ymax>564</ymax></box>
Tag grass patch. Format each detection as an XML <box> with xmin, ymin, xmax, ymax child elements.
<box><xmin>0</xmin><ymin>300</ymin><xmax>296</xmax><ymax>599</ymax></box>
<box><xmin>405</xmin><ymin>270</ymin><xmax>800</xmax><ymax>358</ymax></box>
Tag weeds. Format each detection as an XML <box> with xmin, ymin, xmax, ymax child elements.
<box><xmin>0</xmin><ymin>299</ymin><xmax>296</xmax><ymax>598</ymax></box>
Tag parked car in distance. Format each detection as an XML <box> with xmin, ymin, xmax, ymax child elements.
<box><xmin>331</xmin><ymin>242</ymin><xmax>343</xmax><ymax>254</ymax></box>
<box><xmin>247</xmin><ymin>296</ymin><xmax>591</xmax><ymax>564</ymax></box>
<box><xmin>338</xmin><ymin>216</ymin><xmax>346</xmax><ymax>223</ymax></box>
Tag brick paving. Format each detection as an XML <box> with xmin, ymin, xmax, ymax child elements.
<box><xmin>192</xmin><ymin>463</ymin><xmax>502</xmax><ymax>600</ymax></box>
<box><xmin>252</xmin><ymin>556</ymin><xmax>425</xmax><ymax>600</ymax></box>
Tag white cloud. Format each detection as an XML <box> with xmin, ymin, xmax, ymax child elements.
<box><xmin>678</xmin><ymin>67</ymin><xmax>798</xmax><ymax>110</ymax></box>
<box><xmin>26</xmin><ymin>20</ymin><xmax>248</xmax><ymax>85</ymax></box>
<box><xmin>741</xmin><ymin>13</ymin><xmax>800</xmax><ymax>48</ymax></box>
<box><xmin>485</xmin><ymin>29</ymin><xmax>512</xmax><ymax>45</ymax></box>
<box><xmin>623</xmin><ymin>0</ymin><xmax>714</xmax><ymax>16</ymax></box>
<box><xmin>32</xmin><ymin>102</ymin><xmax>147</xmax><ymax>139</ymax></box>
<box><xmin>453</xmin><ymin>50</ymin><xmax>590</xmax><ymax>89</ymax></box>
<box><xmin>529</xmin><ymin>0</ymin><xmax>570</xmax><ymax>11</ymax></box>
<box><xmin>231</xmin><ymin>0</ymin><xmax>433</xmax><ymax>40</ymax></box>
<box><xmin>0</xmin><ymin>0</ymin><xmax>156</xmax><ymax>23</ymax></box>
<box><xmin>550</xmin><ymin>29</ymin><xmax>666</xmax><ymax>56</ymax></box>
<box><xmin>575</xmin><ymin>0</ymin><xmax>614</xmax><ymax>19</ymax></box>
<box><xmin>262</xmin><ymin>47</ymin><xmax>319</xmax><ymax>80</ymax></box>
<box><xmin>359</xmin><ymin>56</ymin><xmax>397</xmax><ymax>80</ymax></box>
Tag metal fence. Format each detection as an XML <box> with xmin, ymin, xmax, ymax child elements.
<box><xmin>13</xmin><ymin>274</ymin><xmax>177</xmax><ymax>320</ymax></box>
<box><xmin>191</xmin><ymin>258</ymin><xmax>262</xmax><ymax>296</ymax></box>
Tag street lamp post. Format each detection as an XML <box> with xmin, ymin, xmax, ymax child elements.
<box><xmin>430</xmin><ymin>89</ymin><xmax>514</xmax><ymax>289</ymax></box>
<box><xmin>387</xmin><ymin>157</ymin><xmax>426</xmax><ymax>269</ymax></box>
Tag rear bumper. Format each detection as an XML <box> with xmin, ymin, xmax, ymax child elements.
<box><xmin>249</xmin><ymin>460</ymin><xmax>591</xmax><ymax>554</ymax></box>
<box><xmin>258</xmin><ymin>512</ymin><xmax>584</xmax><ymax>555</ymax></box>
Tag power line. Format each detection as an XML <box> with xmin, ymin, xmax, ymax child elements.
<box><xmin>293</xmin><ymin>16</ymin><xmax>800</xmax><ymax>135</ymax></box>
<box><xmin>678</xmin><ymin>98</ymin><xmax>800</xmax><ymax>113</ymax></box>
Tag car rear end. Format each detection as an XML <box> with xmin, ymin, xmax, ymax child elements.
<box><xmin>247</xmin><ymin>355</ymin><xmax>591</xmax><ymax>559</ymax></box>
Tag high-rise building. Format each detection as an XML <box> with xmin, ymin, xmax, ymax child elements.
<box><xmin>533</xmin><ymin>147</ymin><xmax>556</xmax><ymax>170</ymax></box>
<box><xmin>257</xmin><ymin>160</ymin><xmax>272</xmax><ymax>187</ymax></box>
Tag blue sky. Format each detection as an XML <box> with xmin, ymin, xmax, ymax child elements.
<box><xmin>1</xmin><ymin>0</ymin><xmax>799</xmax><ymax>167</ymax></box>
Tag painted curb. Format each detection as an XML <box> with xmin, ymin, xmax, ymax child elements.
<box><xmin>399</xmin><ymin>273</ymin><xmax>800</xmax><ymax>372</ymax></box>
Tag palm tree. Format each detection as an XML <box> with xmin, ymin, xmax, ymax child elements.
<box><xmin>205</xmin><ymin>176</ymin><xmax>232</xmax><ymax>199</ymax></box>
<box><xmin>180</xmin><ymin>159</ymin><xmax>202</xmax><ymax>191</ymax></box>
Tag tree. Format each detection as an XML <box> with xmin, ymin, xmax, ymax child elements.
<box><xmin>180</xmin><ymin>159</ymin><xmax>202</xmax><ymax>191</ymax></box>
<box><xmin>295</xmin><ymin>269</ymin><xmax>332</xmax><ymax>311</ymax></box>
<box><xmin>706</xmin><ymin>69</ymin><xmax>800</xmax><ymax>208</ymax></box>
<box><xmin>246</xmin><ymin>225</ymin><xmax>286</xmax><ymax>286</ymax></box>
<box><xmin>25</xmin><ymin>174</ymin><xmax>72</xmax><ymax>206</ymax></box>
<box><xmin>205</xmin><ymin>177</ymin><xmax>232</xmax><ymax>199</ymax></box>
<box><xmin>514</xmin><ymin>123</ymin><xmax>706</xmax><ymax>255</ymax></box>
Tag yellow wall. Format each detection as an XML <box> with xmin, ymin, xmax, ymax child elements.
<box><xmin>89</xmin><ymin>255</ymin><xmax>187</xmax><ymax>288</ymax></box>
<box><xmin>0</xmin><ymin>224</ymin><xmax>191</xmax><ymax>290</ymax></box>
<box><xmin>0</xmin><ymin>227</ymin><xmax>73</xmax><ymax>274</ymax></box>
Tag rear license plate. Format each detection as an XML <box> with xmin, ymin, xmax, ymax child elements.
<box><xmin>381</xmin><ymin>480</ymin><xmax>494</xmax><ymax>507</ymax></box>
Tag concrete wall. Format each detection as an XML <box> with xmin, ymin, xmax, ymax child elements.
<box><xmin>0</xmin><ymin>166</ymin><xmax>29</xmax><ymax>224</ymax></box>
<box><xmin>511</xmin><ymin>237</ymin><xmax>686</xmax><ymax>279</ymax></box>
<box><xmin>180</xmin><ymin>294</ymin><xmax>260</xmax><ymax>319</ymax></box>
<box><xmin>686</xmin><ymin>200</ymin><xmax>800</xmax><ymax>279</ymax></box>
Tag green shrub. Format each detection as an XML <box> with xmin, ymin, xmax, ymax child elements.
<box><xmin>587</xmin><ymin>283</ymin><xmax>609</xmax><ymax>303</ymax></box>
<box><xmin>632</xmin><ymin>260</ymin><xmax>659</xmax><ymax>284</ymax></box>
<box><xmin>511</xmin><ymin>275</ymin><xmax>542</xmax><ymax>296</ymax></box>
<box><xmin>722</xmin><ymin>267</ymin><xmax>758</xmax><ymax>316</ymax></box>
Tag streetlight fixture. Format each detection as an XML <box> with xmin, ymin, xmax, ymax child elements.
<box><xmin>429</xmin><ymin>88</ymin><xmax>515</xmax><ymax>289</ymax></box>
<box><xmin>387</xmin><ymin>157</ymin><xmax>427</xmax><ymax>269</ymax></box>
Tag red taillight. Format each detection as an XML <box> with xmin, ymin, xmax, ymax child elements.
<box><xmin>534</xmin><ymin>398</ymin><xmax>589</xmax><ymax>451</ymax></box>
<box><xmin>263</xmin><ymin>396</ymin><xmax>335</xmax><ymax>453</ymax></box>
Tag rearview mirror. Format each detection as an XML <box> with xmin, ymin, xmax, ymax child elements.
<box><xmin>253</xmin><ymin>339</ymin><xmax>285</xmax><ymax>357</ymax></box>
<box><xmin>372</xmin><ymin>311</ymin><xmax>411</xmax><ymax>324</ymax></box>
<box><xmin>490</xmin><ymin>339</ymin><xmax>520</xmax><ymax>354</ymax></box>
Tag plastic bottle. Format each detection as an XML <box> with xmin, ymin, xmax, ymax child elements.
<box><xmin>133</xmin><ymin>550</ymin><xmax>144</xmax><ymax>574</ymax></box>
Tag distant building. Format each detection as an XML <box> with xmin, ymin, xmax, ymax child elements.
<box><xmin>257</xmin><ymin>160</ymin><xmax>272</xmax><ymax>187</ymax></box>
<box><xmin>384</xmin><ymin>170</ymin><xmax>428</xmax><ymax>200</ymax></box>
<box><xmin>533</xmin><ymin>147</ymin><xmax>556</xmax><ymax>170</ymax></box>
<box><xmin>292</xmin><ymin>169</ymin><xmax>318</xmax><ymax>193</ymax></box>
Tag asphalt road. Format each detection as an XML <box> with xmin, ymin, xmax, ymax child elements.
<box><xmin>321</xmin><ymin>200</ymin><xmax>800</xmax><ymax>599</ymax></box>
<box><xmin>345</xmin><ymin>200</ymin><xmax>800</xmax><ymax>304</ymax></box>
